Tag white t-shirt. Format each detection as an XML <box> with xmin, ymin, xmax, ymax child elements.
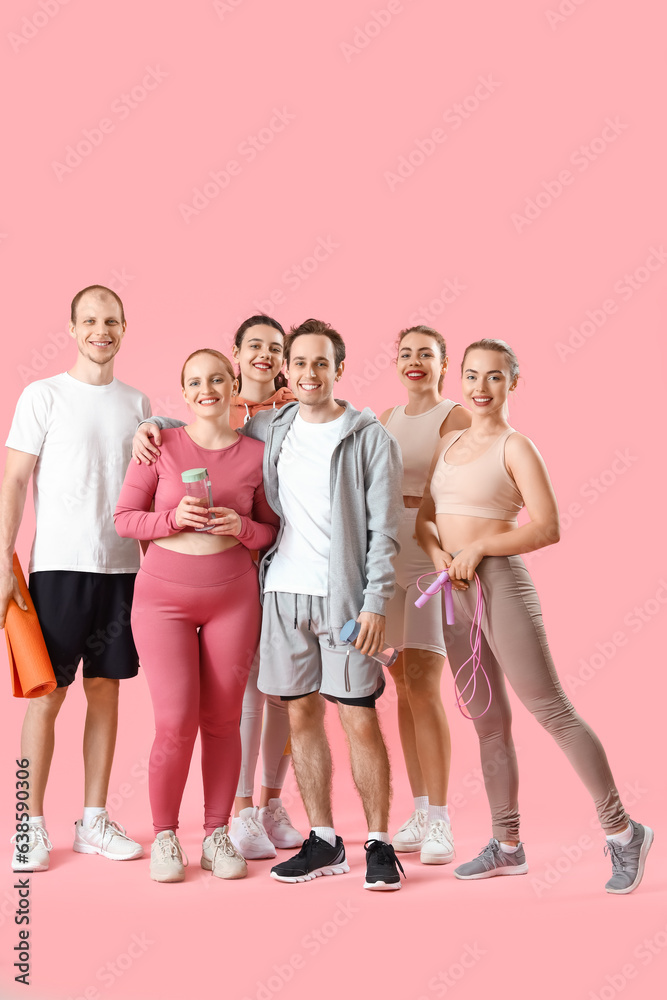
<box><xmin>263</xmin><ymin>411</ymin><xmax>345</xmax><ymax>597</ymax></box>
<box><xmin>6</xmin><ymin>372</ymin><xmax>151</xmax><ymax>574</ymax></box>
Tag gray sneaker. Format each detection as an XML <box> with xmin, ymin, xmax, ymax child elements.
<box><xmin>454</xmin><ymin>838</ymin><xmax>528</xmax><ymax>880</ymax></box>
<box><xmin>604</xmin><ymin>820</ymin><xmax>653</xmax><ymax>894</ymax></box>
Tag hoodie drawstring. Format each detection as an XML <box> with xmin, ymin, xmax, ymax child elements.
<box><xmin>243</xmin><ymin>403</ymin><xmax>251</xmax><ymax>424</ymax></box>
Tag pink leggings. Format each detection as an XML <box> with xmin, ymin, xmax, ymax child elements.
<box><xmin>131</xmin><ymin>543</ymin><xmax>261</xmax><ymax>835</ymax></box>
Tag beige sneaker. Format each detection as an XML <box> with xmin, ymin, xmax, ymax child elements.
<box><xmin>202</xmin><ymin>826</ymin><xmax>247</xmax><ymax>880</ymax></box>
<box><xmin>150</xmin><ymin>831</ymin><xmax>188</xmax><ymax>882</ymax></box>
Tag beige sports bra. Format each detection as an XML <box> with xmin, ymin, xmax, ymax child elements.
<box><xmin>432</xmin><ymin>428</ymin><xmax>524</xmax><ymax>522</ymax></box>
<box><xmin>384</xmin><ymin>400</ymin><xmax>459</xmax><ymax>497</ymax></box>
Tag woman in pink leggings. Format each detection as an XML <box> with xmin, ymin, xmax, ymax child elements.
<box><xmin>417</xmin><ymin>338</ymin><xmax>653</xmax><ymax>894</ymax></box>
<box><xmin>114</xmin><ymin>349</ymin><xmax>279</xmax><ymax>883</ymax></box>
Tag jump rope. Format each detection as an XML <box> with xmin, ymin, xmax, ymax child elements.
<box><xmin>415</xmin><ymin>570</ymin><xmax>493</xmax><ymax>720</ymax></box>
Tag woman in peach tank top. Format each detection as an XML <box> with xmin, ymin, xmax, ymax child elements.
<box><xmin>380</xmin><ymin>325</ymin><xmax>470</xmax><ymax>865</ymax></box>
<box><xmin>417</xmin><ymin>339</ymin><xmax>652</xmax><ymax>894</ymax></box>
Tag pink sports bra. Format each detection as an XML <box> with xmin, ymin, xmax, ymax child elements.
<box><xmin>432</xmin><ymin>428</ymin><xmax>524</xmax><ymax>522</ymax></box>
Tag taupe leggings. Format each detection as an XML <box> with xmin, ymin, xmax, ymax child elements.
<box><xmin>443</xmin><ymin>555</ymin><xmax>627</xmax><ymax>842</ymax></box>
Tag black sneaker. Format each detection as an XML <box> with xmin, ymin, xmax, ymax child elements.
<box><xmin>364</xmin><ymin>839</ymin><xmax>405</xmax><ymax>891</ymax></box>
<box><xmin>270</xmin><ymin>831</ymin><xmax>349</xmax><ymax>883</ymax></box>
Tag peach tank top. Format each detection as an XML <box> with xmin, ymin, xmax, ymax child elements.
<box><xmin>432</xmin><ymin>427</ymin><xmax>524</xmax><ymax>522</ymax></box>
<box><xmin>385</xmin><ymin>400</ymin><xmax>459</xmax><ymax>497</ymax></box>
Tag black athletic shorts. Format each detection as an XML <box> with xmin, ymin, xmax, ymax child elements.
<box><xmin>28</xmin><ymin>571</ymin><xmax>140</xmax><ymax>687</ymax></box>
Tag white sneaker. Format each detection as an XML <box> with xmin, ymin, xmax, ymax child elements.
<box><xmin>73</xmin><ymin>811</ymin><xmax>143</xmax><ymax>860</ymax></box>
<box><xmin>392</xmin><ymin>809</ymin><xmax>428</xmax><ymax>853</ymax></box>
<box><xmin>203</xmin><ymin>826</ymin><xmax>247</xmax><ymax>880</ymax></box>
<box><xmin>259</xmin><ymin>798</ymin><xmax>303</xmax><ymax>850</ymax></box>
<box><xmin>150</xmin><ymin>831</ymin><xmax>188</xmax><ymax>882</ymax></box>
<box><xmin>11</xmin><ymin>825</ymin><xmax>53</xmax><ymax>872</ymax></box>
<box><xmin>420</xmin><ymin>819</ymin><xmax>456</xmax><ymax>865</ymax></box>
<box><xmin>230</xmin><ymin>807</ymin><xmax>276</xmax><ymax>859</ymax></box>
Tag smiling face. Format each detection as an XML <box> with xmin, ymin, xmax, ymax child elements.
<box><xmin>232</xmin><ymin>324</ymin><xmax>285</xmax><ymax>389</ymax></box>
<box><xmin>181</xmin><ymin>351</ymin><xmax>235</xmax><ymax>417</ymax></box>
<box><xmin>461</xmin><ymin>349</ymin><xmax>517</xmax><ymax>414</ymax></box>
<box><xmin>69</xmin><ymin>289</ymin><xmax>126</xmax><ymax>366</ymax></box>
<box><xmin>397</xmin><ymin>331</ymin><xmax>447</xmax><ymax>391</ymax></box>
<box><xmin>286</xmin><ymin>333</ymin><xmax>343</xmax><ymax>408</ymax></box>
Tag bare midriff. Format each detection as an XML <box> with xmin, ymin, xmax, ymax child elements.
<box><xmin>435</xmin><ymin>512</ymin><xmax>517</xmax><ymax>556</ymax></box>
<box><xmin>153</xmin><ymin>532</ymin><xmax>240</xmax><ymax>556</ymax></box>
<box><xmin>403</xmin><ymin>495</ymin><xmax>422</xmax><ymax>508</ymax></box>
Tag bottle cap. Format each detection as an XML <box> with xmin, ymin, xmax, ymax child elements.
<box><xmin>181</xmin><ymin>467</ymin><xmax>209</xmax><ymax>483</ymax></box>
<box><xmin>340</xmin><ymin>619</ymin><xmax>361</xmax><ymax>643</ymax></box>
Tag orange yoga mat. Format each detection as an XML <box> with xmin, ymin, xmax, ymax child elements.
<box><xmin>5</xmin><ymin>554</ymin><xmax>57</xmax><ymax>698</ymax></box>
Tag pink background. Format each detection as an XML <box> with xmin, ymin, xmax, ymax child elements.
<box><xmin>1</xmin><ymin>1</ymin><xmax>666</xmax><ymax>998</ymax></box>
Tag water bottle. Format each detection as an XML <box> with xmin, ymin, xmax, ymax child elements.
<box><xmin>340</xmin><ymin>619</ymin><xmax>398</xmax><ymax>667</ymax></box>
<box><xmin>181</xmin><ymin>468</ymin><xmax>214</xmax><ymax>532</ymax></box>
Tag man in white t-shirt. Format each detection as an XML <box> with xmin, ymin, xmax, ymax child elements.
<box><xmin>0</xmin><ymin>285</ymin><xmax>151</xmax><ymax>872</ymax></box>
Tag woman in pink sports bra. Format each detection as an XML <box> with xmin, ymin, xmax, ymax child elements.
<box><xmin>380</xmin><ymin>325</ymin><xmax>470</xmax><ymax>865</ymax></box>
<box><xmin>417</xmin><ymin>338</ymin><xmax>652</xmax><ymax>894</ymax></box>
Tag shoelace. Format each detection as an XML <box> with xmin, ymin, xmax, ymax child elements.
<box><xmin>156</xmin><ymin>834</ymin><xmax>188</xmax><ymax>866</ymax></box>
<box><xmin>398</xmin><ymin>810</ymin><xmax>427</xmax><ymax>837</ymax></box>
<box><xmin>90</xmin><ymin>813</ymin><xmax>132</xmax><ymax>847</ymax></box>
<box><xmin>428</xmin><ymin>821</ymin><xmax>453</xmax><ymax>846</ymax></box>
<box><xmin>604</xmin><ymin>841</ymin><xmax>628</xmax><ymax>874</ymax></box>
<box><xmin>476</xmin><ymin>840</ymin><xmax>502</xmax><ymax>870</ymax></box>
<box><xmin>11</xmin><ymin>827</ymin><xmax>53</xmax><ymax>852</ymax></box>
<box><xmin>364</xmin><ymin>840</ymin><xmax>406</xmax><ymax>879</ymax></box>
<box><xmin>293</xmin><ymin>831</ymin><xmax>319</xmax><ymax>863</ymax></box>
<box><xmin>212</xmin><ymin>830</ymin><xmax>240</xmax><ymax>861</ymax></box>
<box><xmin>242</xmin><ymin>814</ymin><xmax>268</xmax><ymax>839</ymax></box>
<box><xmin>271</xmin><ymin>805</ymin><xmax>294</xmax><ymax>828</ymax></box>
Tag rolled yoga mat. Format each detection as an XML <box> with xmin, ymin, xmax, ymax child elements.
<box><xmin>5</xmin><ymin>553</ymin><xmax>57</xmax><ymax>698</ymax></box>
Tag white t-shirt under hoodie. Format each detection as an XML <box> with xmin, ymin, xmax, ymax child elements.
<box><xmin>263</xmin><ymin>411</ymin><xmax>345</xmax><ymax>597</ymax></box>
<box><xmin>6</xmin><ymin>372</ymin><xmax>152</xmax><ymax>574</ymax></box>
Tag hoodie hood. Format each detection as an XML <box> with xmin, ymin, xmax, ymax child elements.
<box><xmin>268</xmin><ymin>398</ymin><xmax>378</xmax><ymax>438</ymax></box>
<box><xmin>230</xmin><ymin>386</ymin><xmax>296</xmax><ymax>429</ymax></box>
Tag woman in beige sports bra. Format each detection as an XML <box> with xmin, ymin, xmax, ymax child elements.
<box><xmin>380</xmin><ymin>325</ymin><xmax>470</xmax><ymax>865</ymax></box>
<box><xmin>417</xmin><ymin>338</ymin><xmax>652</xmax><ymax>893</ymax></box>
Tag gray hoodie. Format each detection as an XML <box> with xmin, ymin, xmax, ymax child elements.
<box><xmin>146</xmin><ymin>400</ymin><xmax>403</xmax><ymax>638</ymax></box>
<box><xmin>242</xmin><ymin>400</ymin><xmax>403</xmax><ymax>636</ymax></box>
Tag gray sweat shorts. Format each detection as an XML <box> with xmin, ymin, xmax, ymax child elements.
<box><xmin>258</xmin><ymin>592</ymin><xmax>386</xmax><ymax>703</ymax></box>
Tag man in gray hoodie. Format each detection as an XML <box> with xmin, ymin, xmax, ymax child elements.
<box><xmin>132</xmin><ymin>319</ymin><xmax>405</xmax><ymax>889</ymax></box>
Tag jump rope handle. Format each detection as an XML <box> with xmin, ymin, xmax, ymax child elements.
<box><xmin>414</xmin><ymin>570</ymin><xmax>455</xmax><ymax>624</ymax></box>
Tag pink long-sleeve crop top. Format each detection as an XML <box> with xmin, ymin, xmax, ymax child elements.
<box><xmin>114</xmin><ymin>426</ymin><xmax>279</xmax><ymax>551</ymax></box>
